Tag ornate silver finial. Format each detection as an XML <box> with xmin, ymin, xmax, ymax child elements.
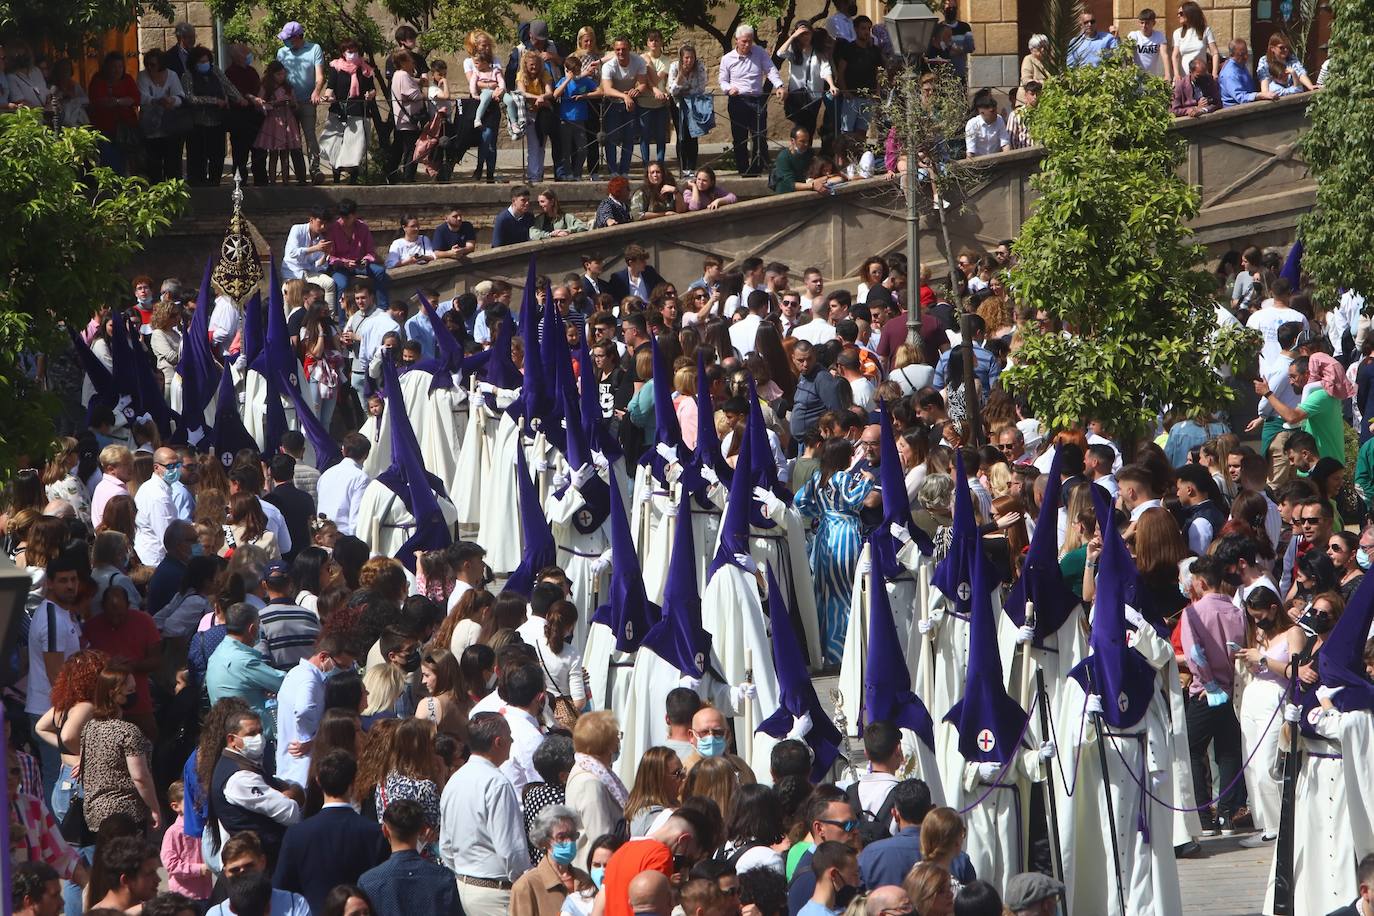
<box><xmin>213</xmin><ymin>175</ymin><xmax>263</xmax><ymax>303</ymax></box>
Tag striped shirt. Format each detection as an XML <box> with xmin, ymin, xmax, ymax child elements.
<box><xmin>255</xmin><ymin>602</ymin><xmax>321</xmax><ymax>670</ymax></box>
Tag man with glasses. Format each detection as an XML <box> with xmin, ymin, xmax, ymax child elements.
<box><xmin>994</xmin><ymin>426</ymin><xmax>1033</xmax><ymax>465</ymax></box>
<box><xmin>865</xmin><ymin>886</ymin><xmax>915</xmax><ymax>916</ymax></box>
<box><xmin>133</xmin><ymin>446</ymin><xmax>181</xmax><ymax>566</ymax></box>
<box><xmin>786</xmin><ymin>792</ymin><xmax>859</xmax><ymax>913</ymax></box>
<box><xmin>1067</xmin><ymin>11</ymin><xmax>1119</xmax><ymax>68</ymax></box>
<box><xmin>684</xmin><ymin>705</ymin><xmax>756</xmax><ymax>782</ymax></box>
<box><xmin>1292</xmin><ymin>498</ymin><xmax>1334</xmax><ymax>556</ymax></box>
<box><xmin>780</xmin><ymin>292</ymin><xmax>805</xmax><ymax>337</ymax></box>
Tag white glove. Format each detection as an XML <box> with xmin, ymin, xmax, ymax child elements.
<box><xmin>655</xmin><ymin>442</ymin><xmax>678</xmax><ymax>464</ymax></box>
<box><xmin>1038</xmin><ymin>740</ymin><xmax>1056</xmax><ymax>761</ymax></box>
<box><xmin>918</xmin><ymin>617</ymin><xmax>936</xmax><ymax>636</ymax></box>
<box><xmin>787</xmin><ymin>712</ymin><xmax>814</xmax><ymax>740</ymax></box>
<box><xmin>664</xmin><ymin>500</ymin><xmax>679</xmax><ymax>518</ymax></box>
<box><xmin>592</xmin><ymin>450</ymin><xmax>610</xmax><ymax>471</ymax></box>
<box><xmin>701</xmin><ymin>467</ymin><xmax>720</xmax><ymax>485</ymax></box>
<box><xmin>535</xmin><ymin>457</ymin><xmax>550</xmax><ymax>473</ymax></box>
<box><xmin>1124</xmin><ymin>607</ymin><xmax>1147</xmax><ymax>630</ymax></box>
<box><xmin>1086</xmin><ymin>694</ymin><xmax>1104</xmax><ymax>716</ymax></box>
<box><xmin>889</xmin><ymin>522</ymin><xmax>912</xmax><ymax>545</ymax></box>
<box><xmin>590</xmin><ymin>550</ymin><xmax>612</xmax><ymax>577</ymax></box>
<box><xmin>856</xmin><ymin>555</ymin><xmax>871</xmax><ymax>575</ymax></box>
<box><xmin>570</xmin><ymin>463</ymin><xmax>595</xmax><ymax>489</ymax></box>
<box><xmin>478</xmin><ymin>381</ymin><xmax>495</xmax><ymax>395</ymax></box>
<box><xmin>1284</xmin><ymin>703</ymin><xmax>1302</xmax><ymax>723</ymax></box>
<box><xmin>977</xmin><ymin>761</ymin><xmax>1001</xmax><ymax>782</ymax></box>
<box><xmin>1316</xmin><ymin>685</ymin><xmax>1345</xmax><ymax>702</ymax></box>
<box><xmin>733</xmin><ymin>552</ymin><xmax>759</xmax><ymax>573</ymax></box>
<box><xmin>731</xmin><ymin>683</ymin><xmax>759</xmax><ymax>708</ymax></box>
<box><xmin>1015</xmin><ymin>625</ymin><xmax>1036</xmax><ymax>645</ymax></box>
<box><xmin>679</xmin><ymin>675</ymin><xmax>703</xmax><ymax>691</ymax></box>
<box><xmin>551</xmin><ymin>471</ymin><xmax>570</xmax><ymax>492</ymax></box>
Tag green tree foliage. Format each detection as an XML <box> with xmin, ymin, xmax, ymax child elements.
<box><xmin>213</xmin><ymin>0</ymin><xmax>384</xmax><ymax>64</ymax></box>
<box><xmin>0</xmin><ymin>0</ymin><xmax>173</xmax><ymax>54</ymax></box>
<box><xmin>0</xmin><ymin>111</ymin><xmax>187</xmax><ymax>475</ymax></box>
<box><xmin>1297</xmin><ymin>3</ymin><xmax>1374</xmax><ymax>312</ymax></box>
<box><xmin>1001</xmin><ymin>51</ymin><xmax>1256</xmax><ymax>439</ymax></box>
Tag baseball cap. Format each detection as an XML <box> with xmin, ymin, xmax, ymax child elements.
<box><xmin>263</xmin><ymin>560</ymin><xmax>292</xmax><ymax>583</ymax></box>
<box><xmin>278</xmin><ymin>21</ymin><xmax>304</xmax><ymax>41</ymax></box>
<box><xmin>1003</xmin><ymin>873</ymin><xmax>1064</xmax><ymax>910</ymax></box>
<box><xmin>528</xmin><ymin>19</ymin><xmax>549</xmax><ymax>40</ymax></box>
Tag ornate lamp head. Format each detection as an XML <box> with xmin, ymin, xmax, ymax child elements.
<box><xmin>212</xmin><ymin>175</ymin><xmax>263</xmax><ymax>302</ymax></box>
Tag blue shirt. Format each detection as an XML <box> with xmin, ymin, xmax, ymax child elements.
<box><xmin>858</xmin><ymin>825</ymin><xmax>923</xmax><ymax>889</ymax></box>
<box><xmin>490</xmin><ymin>207</ymin><xmax>533</xmax><ymax>248</ymax></box>
<box><xmin>205</xmin><ymin>636</ymin><xmax>287</xmax><ymax>739</ymax></box>
<box><xmin>207</xmin><ymin>889</ymin><xmax>309</xmax><ymax>916</ymax></box>
<box><xmin>1163</xmin><ymin>419</ymin><xmax>1229</xmax><ymax>468</ymax></box>
<box><xmin>556</xmin><ymin>75</ymin><xmax>598</xmax><ymax>121</ymax></box>
<box><xmin>1067</xmin><ymin>31</ymin><xmax>1119</xmax><ymax>67</ymax></box>
<box><xmin>276</xmin><ymin>42</ymin><xmax>324</xmax><ymax>102</ymax></box>
<box><xmin>431</xmin><ymin>221</ymin><xmax>475</xmax><ymax>254</ymax></box>
<box><xmin>932</xmin><ymin>343</ymin><xmax>1001</xmax><ymax>390</ymax></box>
<box><xmin>405</xmin><ymin>312</ymin><xmax>437</xmax><ymax>359</ymax></box>
<box><xmin>1219</xmin><ymin>58</ymin><xmax>1260</xmax><ymax>106</ymax></box>
<box><xmin>359</xmin><ymin>849</ymin><xmax>462</xmax><ymax>916</ymax></box>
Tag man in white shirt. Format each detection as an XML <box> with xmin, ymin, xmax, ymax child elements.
<box><xmin>835</xmin><ymin>350</ymin><xmax>874</xmax><ymax>411</ymax></box>
<box><xmin>1117</xmin><ymin>464</ymin><xmax>1163</xmax><ymax>524</ymax></box>
<box><xmin>446</xmin><ymin>541</ymin><xmax>489</xmax><ymax>611</ymax></box>
<box><xmin>229</xmin><ymin>465</ymin><xmax>292</xmax><ymax>557</ymax></box>
<box><xmin>728</xmin><ymin>290</ymin><xmax>770</xmax><ymax>357</ymax></box>
<box><xmin>792</xmin><ymin>300</ymin><xmax>838</xmax><ymax>345</ymax></box>
<box><xmin>316</xmin><ymin>433</ymin><xmax>372</xmax><ymax>536</ymax></box>
<box><xmin>275</xmin><ymin>634</ymin><xmax>354</xmax><ymax>789</ymax></box>
<box><xmin>779</xmin><ymin>290</ymin><xmax>806</xmax><ymax>338</ymax></box>
<box><xmin>26</xmin><ymin>552</ymin><xmax>84</xmax><ymax>797</ymax></box>
<box><xmin>800</xmin><ymin>267</ymin><xmax>826</xmax><ymax>313</ymax></box>
<box><xmin>341</xmin><ymin>282</ymin><xmax>401</xmax><ymax>403</ymax></box>
<box><xmin>210</xmin><ymin>709</ymin><xmax>304</xmax><ymax>865</ymax></box>
<box><xmin>1245</xmin><ymin>277</ymin><xmax>1308</xmax><ymax>377</ymax></box>
<box><xmin>134</xmin><ymin>447</ymin><xmax>180</xmax><ymax>566</ymax></box>
<box><xmin>208</xmin><ymin>294</ymin><xmax>242</xmax><ymax>358</ymax></box>
<box><xmin>496</xmin><ymin>664</ymin><xmax>547</xmax><ymax>796</ymax></box>
<box><xmin>964</xmin><ymin>96</ymin><xmax>1010</xmax><ymax>157</ymax></box>
<box><xmin>282</xmin><ymin>209</ymin><xmax>338</xmax><ymax>310</ymax></box>
<box><xmin>1085</xmin><ymin>443</ymin><xmax>1119</xmax><ymax>498</ymax></box>
<box><xmin>440</xmin><ymin>713</ymin><xmax>530</xmax><ymax>916</ymax></box>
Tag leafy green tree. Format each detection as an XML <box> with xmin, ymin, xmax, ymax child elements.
<box><xmin>1297</xmin><ymin>4</ymin><xmax>1374</xmax><ymax>312</ymax></box>
<box><xmin>1001</xmin><ymin>51</ymin><xmax>1255</xmax><ymax>441</ymax></box>
<box><xmin>0</xmin><ymin>111</ymin><xmax>187</xmax><ymax>476</ymax></box>
<box><xmin>0</xmin><ymin>0</ymin><xmax>172</xmax><ymax>54</ymax></box>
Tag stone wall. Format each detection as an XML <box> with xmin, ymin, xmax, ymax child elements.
<box><xmin>138</xmin><ymin>0</ymin><xmax>216</xmax><ymax>52</ymax></box>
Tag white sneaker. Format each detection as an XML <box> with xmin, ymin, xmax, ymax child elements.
<box><xmin>1238</xmin><ymin>833</ymin><xmax>1276</xmax><ymax>848</ymax></box>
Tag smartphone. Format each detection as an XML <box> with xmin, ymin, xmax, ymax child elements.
<box><xmin>1226</xmin><ymin>640</ymin><xmax>1242</xmax><ymax>653</ymax></box>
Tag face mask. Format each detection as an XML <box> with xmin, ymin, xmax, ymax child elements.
<box><xmin>1359</xmin><ymin>549</ymin><xmax>1372</xmax><ymax>571</ymax></box>
<box><xmin>163</xmin><ymin>466</ymin><xmax>182</xmax><ymax>486</ymax></box>
<box><xmin>345</xmin><ymin>51</ymin><xmax>359</xmax><ymax>62</ymax></box>
<box><xmin>245</xmin><ymin>53</ymin><xmax>255</xmax><ymax>65</ymax></box>
<box><xmin>564</xmin><ymin>633</ymin><xmax>574</xmax><ymax>646</ymax></box>
<box><xmin>695</xmin><ymin>735</ymin><xmax>726</xmax><ymax>758</ymax></box>
<box><xmin>589</xmin><ymin>866</ymin><xmax>605</xmax><ymax>889</ymax></box>
<box><xmin>401</xmin><ymin>649</ymin><xmax>421</xmax><ymax>673</ymax></box>
<box><xmin>137</xmin><ymin>294</ymin><xmax>154</xmax><ymax>306</ymax></box>
<box><xmin>835</xmin><ymin>883</ymin><xmax>860</xmax><ymax>909</ymax></box>
<box><xmin>195</xmin><ymin>61</ymin><xmax>211</xmax><ymax>74</ymax></box>
<box><xmin>238</xmin><ymin>734</ymin><xmax>265</xmax><ymax>761</ymax></box>
<box><xmin>550</xmin><ymin>840</ymin><xmax>578</xmax><ymax>865</ymax></box>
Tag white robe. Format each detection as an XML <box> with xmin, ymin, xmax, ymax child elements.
<box><xmin>1264</xmin><ymin>710</ymin><xmax>1353</xmax><ymax>916</ymax></box>
<box><xmin>957</xmin><ymin>748</ymin><xmax>1039</xmax><ymax>898</ymax></box>
<box><xmin>700</xmin><ymin>564</ymin><xmax>781</xmax><ymax>780</ymax></box>
<box><xmin>616</xmin><ymin>645</ymin><xmax>733</xmax><ymax>786</ymax></box>
<box><xmin>731</xmin><ymin>489</ymin><xmax>824</xmax><ymax>672</ymax></box>
<box><xmin>397</xmin><ymin>368</ymin><xmax>466</xmax><ymax>499</ymax></box>
<box><xmin>452</xmin><ymin>384</ymin><xmax>518</xmax><ymax>529</ymax></box>
<box><xmin>479</xmin><ymin>410</ymin><xmax>526</xmax><ymax>574</ymax></box>
<box><xmin>545</xmin><ymin>471</ymin><xmax>611</xmax><ymax>648</ymax></box>
<box><xmin>355</xmin><ymin>478</ymin><xmax>458</xmax><ymax>560</ymax></box>
<box><xmin>582</xmin><ymin>621</ymin><xmax>636</xmax><ymax>718</ymax></box>
<box><xmin>1336</xmin><ymin>707</ymin><xmax>1374</xmax><ymax>863</ymax></box>
<box><xmin>631</xmin><ymin>464</ymin><xmax>673</xmax><ymax>603</ymax></box>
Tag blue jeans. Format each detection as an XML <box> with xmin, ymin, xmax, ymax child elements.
<box><xmin>30</xmin><ymin>713</ymin><xmax>60</xmax><ymax>802</ymax></box>
<box><xmin>603</xmin><ymin>103</ymin><xmax>640</xmax><ymax>176</ymax></box>
<box><xmin>51</xmin><ymin>762</ymin><xmax>81</xmax><ymax>825</ymax></box>
<box><xmin>329</xmin><ymin>262</ymin><xmax>389</xmax><ymax>311</ymax></box>
<box><xmin>476</xmin><ymin>124</ymin><xmax>498</xmax><ymax>180</ymax></box>
<box><xmin>638</xmin><ymin>105</ymin><xmax>668</xmax><ymax>164</ymax></box>
<box><xmin>64</xmin><ymin>846</ymin><xmax>94</xmax><ymax>916</ymax></box>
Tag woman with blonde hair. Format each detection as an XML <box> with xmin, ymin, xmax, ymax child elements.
<box><xmin>463</xmin><ymin>29</ymin><xmax>505</xmax><ymax>179</ymax></box>
<box><xmin>417</xmin><ymin>647</ymin><xmax>467</xmax><ymax>739</ymax></box>
<box><xmin>517</xmin><ymin>50</ymin><xmax>556</xmax><ymax>181</ymax></box>
<box><xmin>918</xmin><ymin>807</ymin><xmax>977</xmax><ymax>890</ymax></box>
<box><xmin>622</xmin><ymin>746</ymin><xmax>686</xmax><ymax>836</ymax></box>
<box><xmin>149</xmin><ymin>301</ymin><xmax>183</xmax><ymax>403</ymax></box>
<box><xmin>891</xmin><ymin>343</ymin><xmax>933</xmax><ymax>395</ymax></box>
<box><xmin>42</xmin><ymin>437</ymin><xmax>91</xmax><ymax>524</ymax></box>
<box><xmin>566</xmin><ymin>711</ymin><xmax>628</xmax><ymax>868</ymax></box>
<box><xmin>903</xmin><ymin>861</ymin><xmax>955</xmax><ymax>916</ymax></box>
<box><xmin>674</xmin><ymin>363</ymin><xmax>700</xmax><ymax>449</ymax></box>
<box><xmin>681</xmin><ymin>754</ymin><xmax>739</xmax><ymax>824</ymax></box>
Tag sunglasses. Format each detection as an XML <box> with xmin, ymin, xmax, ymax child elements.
<box><xmin>1297</xmin><ymin>516</ymin><xmax>1324</xmax><ymax>525</ymax></box>
<box><xmin>819</xmin><ymin>818</ymin><xmax>859</xmax><ymax>832</ymax></box>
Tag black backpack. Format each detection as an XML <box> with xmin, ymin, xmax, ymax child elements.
<box><xmin>844</xmin><ymin>780</ymin><xmax>900</xmax><ymax>845</ymax></box>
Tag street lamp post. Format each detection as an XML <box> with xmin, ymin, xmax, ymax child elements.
<box><xmin>884</xmin><ymin>2</ymin><xmax>940</xmax><ymax>351</ymax></box>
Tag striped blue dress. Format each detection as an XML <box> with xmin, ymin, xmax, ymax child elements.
<box><xmin>794</xmin><ymin>469</ymin><xmax>874</xmax><ymax>665</ymax></box>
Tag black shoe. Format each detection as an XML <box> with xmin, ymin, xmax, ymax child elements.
<box><xmin>1174</xmin><ymin>841</ymin><xmax>1203</xmax><ymax>858</ymax></box>
<box><xmin>1198</xmin><ymin>817</ymin><xmax>1219</xmax><ymax>837</ymax></box>
<box><xmin>1216</xmin><ymin>814</ymin><xmax>1235</xmax><ymax>837</ymax></box>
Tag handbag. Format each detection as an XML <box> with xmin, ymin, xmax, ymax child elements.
<box><xmin>58</xmin><ymin>738</ymin><xmax>96</xmax><ymax>846</ymax></box>
<box><xmin>537</xmin><ymin>646</ymin><xmax>580</xmax><ymax>729</ymax></box>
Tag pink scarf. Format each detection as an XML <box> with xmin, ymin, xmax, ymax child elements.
<box><xmin>575</xmin><ymin>752</ymin><xmax>628</xmax><ymax>807</ymax></box>
<box><xmin>1307</xmin><ymin>351</ymin><xmax>1355</xmax><ymax>400</ymax></box>
<box><xmin>331</xmin><ymin>56</ymin><xmax>374</xmax><ymax>98</ymax></box>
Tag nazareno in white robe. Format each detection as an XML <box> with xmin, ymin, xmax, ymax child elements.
<box><xmin>355</xmin><ymin>477</ymin><xmax>458</xmax><ymax>561</ymax></box>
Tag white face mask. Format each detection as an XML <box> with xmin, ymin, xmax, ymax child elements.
<box><xmin>238</xmin><ymin>733</ymin><xmax>266</xmax><ymax>761</ymax></box>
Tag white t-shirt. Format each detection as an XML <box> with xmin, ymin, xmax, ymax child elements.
<box><xmin>1245</xmin><ymin>305</ymin><xmax>1307</xmax><ymax>377</ymax></box>
<box><xmin>600</xmin><ymin>56</ymin><xmax>647</xmax><ymax>93</ymax></box>
<box><xmin>1173</xmin><ymin>26</ymin><xmax>1214</xmax><ymax>72</ymax></box>
<box><xmin>25</xmin><ymin>601</ymin><xmax>83</xmax><ymax>715</ymax></box>
<box><xmin>1129</xmin><ymin>29</ymin><xmax>1168</xmax><ymax>76</ymax></box>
